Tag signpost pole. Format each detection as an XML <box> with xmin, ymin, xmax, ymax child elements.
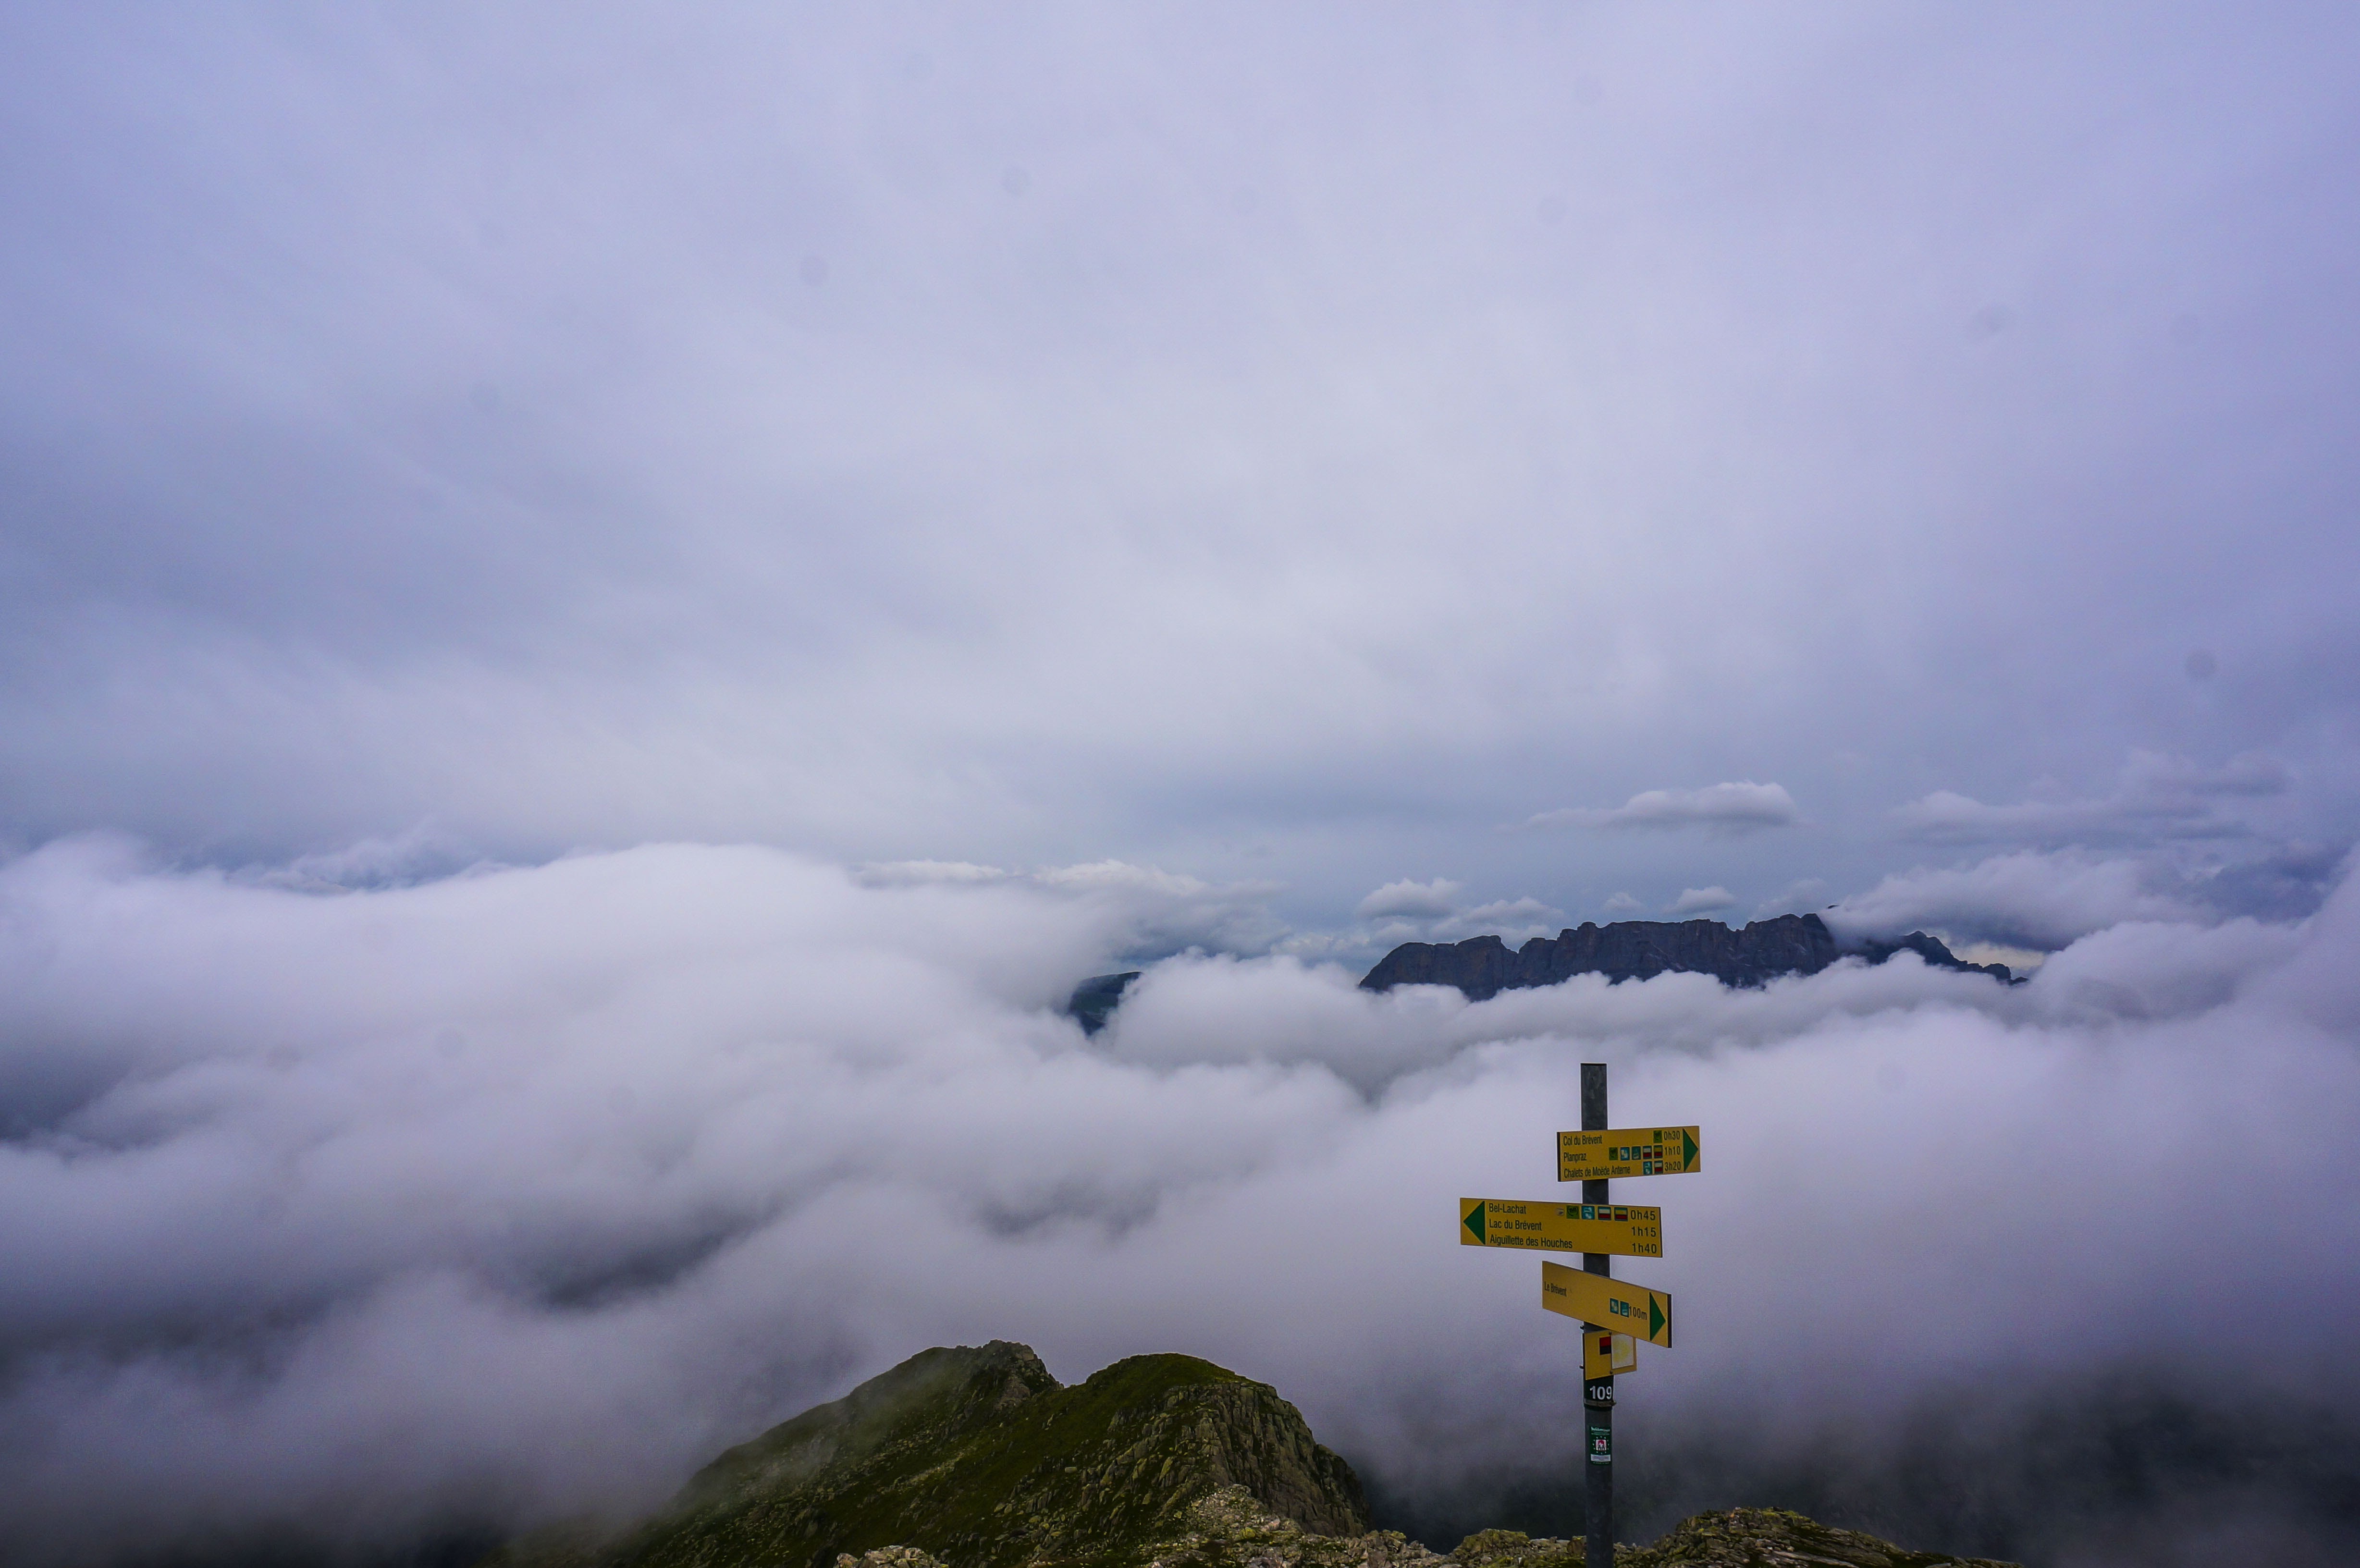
<box><xmin>1580</xmin><ymin>1063</ymin><xmax>1613</xmax><ymax>1568</ymax></box>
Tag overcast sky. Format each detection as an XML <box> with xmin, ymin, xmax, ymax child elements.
<box><xmin>6</xmin><ymin>2</ymin><xmax>2358</xmax><ymax>944</ymax></box>
<box><xmin>4</xmin><ymin>6</ymin><xmax>2360</xmax><ymax>1566</ymax></box>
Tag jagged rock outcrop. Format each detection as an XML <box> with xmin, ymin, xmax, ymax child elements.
<box><xmin>1846</xmin><ymin>931</ymin><xmax>2014</xmax><ymax>985</ymax></box>
<box><xmin>1067</xmin><ymin>972</ymin><xmax>1143</xmax><ymax>1036</ymax></box>
<box><xmin>484</xmin><ymin>1342</ymin><xmax>1367</xmax><ymax>1568</ymax></box>
<box><xmin>1132</xmin><ymin>1490</ymin><xmax>2015</xmax><ymax>1568</ymax></box>
<box><xmin>1619</xmin><ymin>1507</ymin><xmax>2018</xmax><ymax>1568</ymax></box>
<box><xmin>1142</xmin><ymin>1485</ymin><xmax>1467</xmax><ymax>1568</ymax></box>
<box><xmin>1360</xmin><ymin>915</ymin><xmax>2013</xmax><ymax>1001</ymax></box>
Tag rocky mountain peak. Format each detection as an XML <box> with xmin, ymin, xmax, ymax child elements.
<box><xmin>479</xmin><ymin>1344</ymin><xmax>2016</xmax><ymax>1568</ymax></box>
<box><xmin>1360</xmin><ymin>914</ymin><xmax>2016</xmax><ymax>1000</ymax></box>
<box><xmin>486</xmin><ymin>1343</ymin><xmax>1366</xmax><ymax>1568</ymax></box>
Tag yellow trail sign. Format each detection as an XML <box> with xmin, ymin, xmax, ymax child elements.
<box><xmin>1541</xmin><ymin>1260</ymin><xmax>1673</xmax><ymax>1347</ymax></box>
<box><xmin>1584</xmin><ymin>1331</ymin><xmax>1637</xmax><ymax>1379</ymax></box>
<box><xmin>1459</xmin><ymin>1198</ymin><xmax>1663</xmax><ymax>1258</ymax></box>
<box><xmin>1558</xmin><ymin>1126</ymin><xmax>1700</xmax><ymax>1182</ymax></box>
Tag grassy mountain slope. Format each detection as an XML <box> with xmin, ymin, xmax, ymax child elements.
<box><xmin>488</xmin><ymin>1341</ymin><xmax>1368</xmax><ymax>1568</ymax></box>
<box><xmin>483</xmin><ymin>1342</ymin><xmax>2014</xmax><ymax>1568</ymax></box>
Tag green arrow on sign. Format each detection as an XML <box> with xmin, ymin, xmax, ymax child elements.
<box><xmin>1681</xmin><ymin>1129</ymin><xmax>1699</xmax><ymax>1170</ymax></box>
<box><xmin>1540</xmin><ymin>1261</ymin><xmax>1672</xmax><ymax>1348</ymax></box>
<box><xmin>1456</xmin><ymin>1197</ymin><xmax>1663</xmax><ymax>1257</ymax></box>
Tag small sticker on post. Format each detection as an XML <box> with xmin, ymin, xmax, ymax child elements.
<box><xmin>1588</xmin><ymin>1423</ymin><xmax>1613</xmax><ymax>1464</ymax></box>
<box><xmin>1584</xmin><ymin>1331</ymin><xmax>1637</xmax><ymax>1379</ymax></box>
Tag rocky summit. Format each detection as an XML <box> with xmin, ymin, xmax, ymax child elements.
<box><xmin>483</xmin><ymin>1342</ymin><xmax>1366</xmax><ymax>1568</ymax></box>
<box><xmin>1359</xmin><ymin>914</ymin><xmax>2015</xmax><ymax>1001</ymax></box>
<box><xmin>479</xmin><ymin>1343</ymin><xmax>2016</xmax><ymax>1568</ymax></box>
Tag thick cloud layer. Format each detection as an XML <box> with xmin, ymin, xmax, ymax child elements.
<box><xmin>3</xmin><ymin>841</ymin><xmax>2354</xmax><ymax>1566</ymax></box>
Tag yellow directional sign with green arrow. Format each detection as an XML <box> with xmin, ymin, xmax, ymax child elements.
<box><xmin>1459</xmin><ymin>1198</ymin><xmax>1663</xmax><ymax>1257</ymax></box>
<box><xmin>1557</xmin><ymin>1126</ymin><xmax>1700</xmax><ymax>1182</ymax></box>
<box><xmin>1541</xmin><ymin>1260</ymin><xmax>1673</xmax><ymax>1347</ymax></box>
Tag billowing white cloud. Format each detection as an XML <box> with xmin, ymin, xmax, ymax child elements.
<box><xmin>1335</xmin><ymin>880</ymin><xmax>1567</xmax><ymax>956</ymax></box>
<box><xmin>855</xmin><ymin>859</ymin><xmax>1016</xmax><ymax>886</ymax></box>
<box><xmin>1663</xmin><ymin>886</ymin><xmax>1738</xmax><ymax>917</ymax></box>
<box><xmin>0</xmin><ymin>841</ymin><xmax>2354</xmax><ymax>1564</ymax></box>
<box><xmin>1826</xmin><ymin>850</ymin><xmax>2202</xmax><ymax>950</ymax></box>
<box><xmin>1435</xmin><ymin>896</ymin><xmax>1562</xmax><ymax>935</ymax></box>
<box><xmin>1525</xmin><ymin>783</ymin><xmax>1800</xmax><ymax>836</ymax></box>
<box><xmin>852</xmin><ymin>858</ymin><xmax>1289</xmax><ymax>959</ymax></box>
<box><xmin>240</xmin><ymin>821</ymin><xmax>492</xmax><ymax>893</ymax></box>
<box><xmin>1891</xmin><ymin>752</ymin><xmax>2294</xmax><ymax>848</ymax></box>
<box><xmin>1355</xmin><ymin>878</ymin><xmax>1465</xmax><ymax>921</ymax></box>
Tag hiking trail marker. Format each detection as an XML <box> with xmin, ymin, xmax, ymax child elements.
<box><xmin>1452</xmin><ymin>1063</ymin><xmax>1696</xmax><ymax>1568</ymax></box>
<box><xmin>1540</xmin><ymin>1260</ymin><xmax>1672</xmax><ymax>1346</ymax></box>
<box><xmin>1557</xmin><ymin>1126</ymin><xmax>1700</xmax><ymax>1182</ymax></box>
<box><xmin>1459</xmin><ymin>1199</ymin><xmax>1663</xmax><ymax>1257</ymax></box>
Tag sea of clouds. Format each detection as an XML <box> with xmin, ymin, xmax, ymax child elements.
<box><xmin>3</xmin><ymin>836</ymin><xmax>2356</xmax><ymax>1567</ymax></box>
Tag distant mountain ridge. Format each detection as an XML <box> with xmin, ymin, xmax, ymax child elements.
<box><xmin>1359</xmin><ymin>914</ymin><xmax>2015</xmax><ymax>1000</ymax></box>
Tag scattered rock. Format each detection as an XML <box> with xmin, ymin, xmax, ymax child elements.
<box><xmin>1138</xmin><ymin>1494</ymin><xmax>2017</xmax><ymax>1568</ymax></box>
<box><xmin>1441</xmin><ymin>1526</ymin><xmax>1579</xmax><ymax>1568</ymax></box>
<box><xmin>1616</xmin><ymin>1507</ymin><xmax>2017</xmax><ymax>1568</ymax></box>
<box><xmin>1143</xmin><ymin>1485</ymin><xmax>1443</xmax><ymax>1568</ymax></box>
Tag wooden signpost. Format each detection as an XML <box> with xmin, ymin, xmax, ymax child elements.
<box><xmin>1454</xmin><ymin>1064</ymin><xmax>1697</xmax><ymax>1568</ymax></box>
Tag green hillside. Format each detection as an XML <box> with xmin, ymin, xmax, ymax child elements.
<box><xmin>487</xmin><ymin>1341</ymin><xmax>1367</xmax><ymax>1568</ymax></box>
<box><xmin>481</xmin><ymin>1343</ymin><xmax>2013</xmax><ymax>1568</ymax></box>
